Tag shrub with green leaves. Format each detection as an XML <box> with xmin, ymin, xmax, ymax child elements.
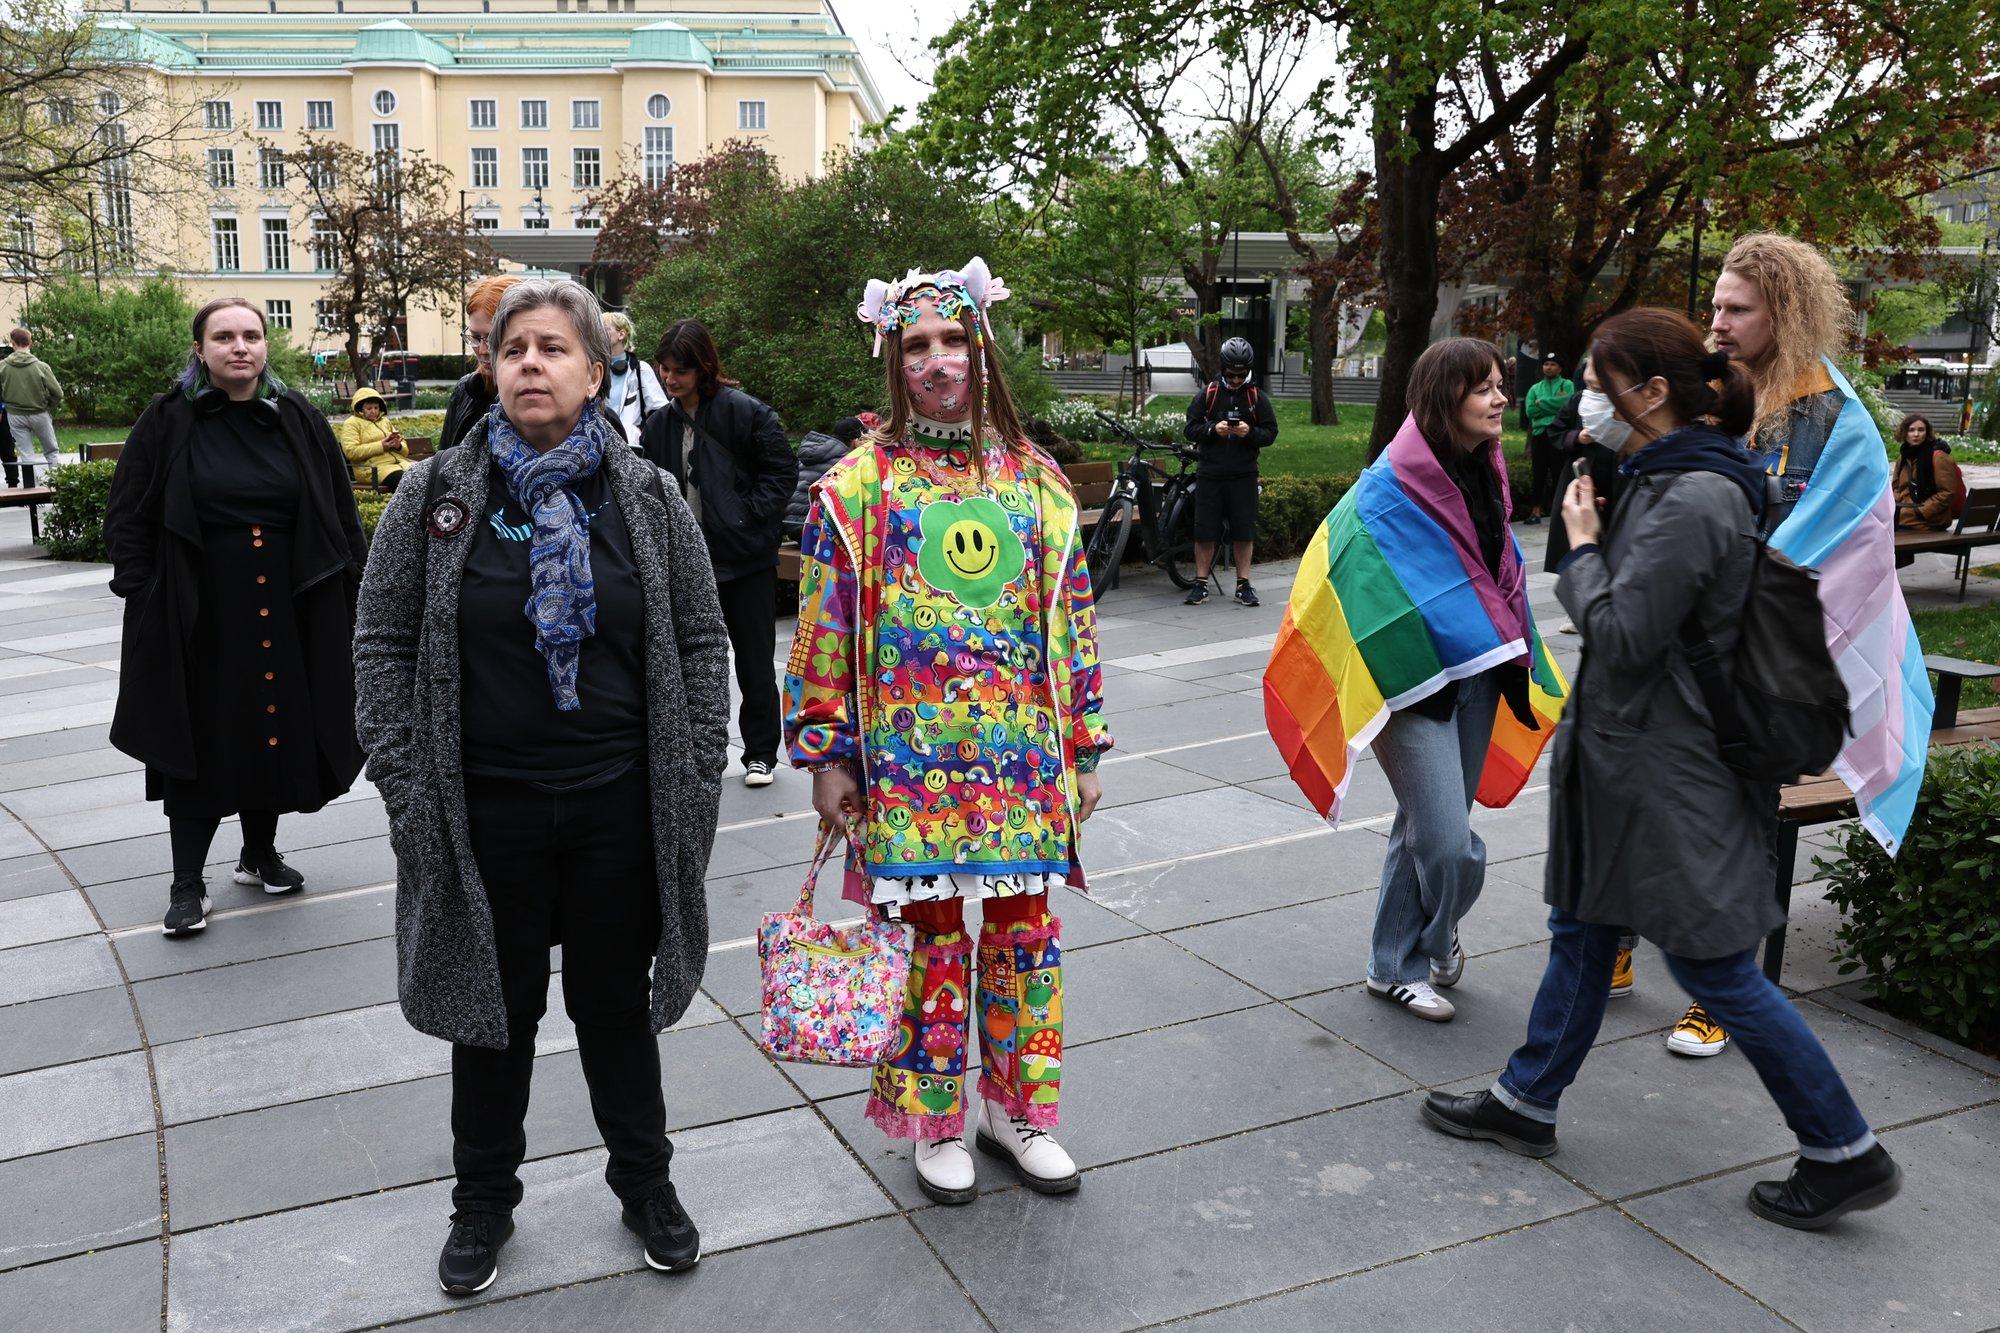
<box><xmin>354</xmin><ymin>493</ymin><xmax>391</xmax><ymax>543</ymax></box>
<box><xmin>41</xmin><ymin>460</ymin><xmax>119</xmax><ymax>562</ymax></box>
<box><xmin>1819</xmin><ymin>744</ymin><xmax>2000</xmax><ymax>1048</ymax></box>
<box><xmin>1257</xmin><ymin>473</ymin><xmax>1358</xmax><ymax>560</ymax></box>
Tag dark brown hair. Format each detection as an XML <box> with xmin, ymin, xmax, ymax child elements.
<box><xmin>652</xmin><ymin>318</ymin><xmax>738</xmax><ymax>400</ymax></box>
<box><xmin>1895</xmin><ymin>414</ymin><xmax>1937</xmax><ymax>447</ymax></box>
<box><xmin>1406</xmin><ymin>337</ymin><xmax>1506</xmax><ymax>448</ymax></box>
<box><xmin>870</xmin><ymin>307</ymin><xmax>1030</xmax><ymax>479</ymax></box>
<box><xmin>1588</xmin><ymin>307</ymin><xmax>1754</xmax><ymax>438</ymax></box>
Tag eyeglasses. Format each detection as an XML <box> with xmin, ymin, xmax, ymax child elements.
<box><xmin>467</xmin><ymin>332</ymin><xmax>491</xmax><ymax>348</ymax></box>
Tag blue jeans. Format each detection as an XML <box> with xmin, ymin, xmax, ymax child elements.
<box><xmin>1369</xmin><ymin>674</ymin><xmax>1497</xmax><ymax>985</ymax></box>
<box><xmin>1492</xmin><ymin>908</ymin><xmax>1876</xmax><ymax>1161</ymax></box>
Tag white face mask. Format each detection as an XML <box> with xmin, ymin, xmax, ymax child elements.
<box><xmin>1579</xmin><ymin>381</ymin><xmax>1659</xmax><ymax>451</ymax></box>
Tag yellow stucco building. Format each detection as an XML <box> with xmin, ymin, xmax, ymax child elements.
<box><xmin>10</xmin><ymin>0</ymin><xmax>884</xmax><ymax>358</ymax></box>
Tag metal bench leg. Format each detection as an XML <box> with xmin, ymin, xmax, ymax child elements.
<box><xmin>1763</xmin><ymin>819</ymin><xmax>1798</xmax><ymax>984</ymax></box>
<box><xmin>1959</xmin><ymin>551</ymin><xmax>1971</xmax><ymax>599</ymax></box>
<box><xmin>28</xmin><ymin>504</ymin><xmax>39</xmax><ymax>544</ymax></box>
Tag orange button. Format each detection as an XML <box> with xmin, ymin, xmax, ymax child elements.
<box><xmin>256</xmin><ymin>575</ymin><xmax>267</xmax><ymax>585</ymax></box>
<box><xmin>263</xmin><ymin>671</ymin><xmax>274</xmax><ymax>681</ymax></box>
<box><xmin>266</xmin><ymin>704</ymin><xmax>277</xmax><ymax>714</ymax></box>
<box><xmin>267</xmin><ymin>737</ymin><xmax>278</xmax><ymax>746</ymax></box>
<box><xmin>261</xmin><ymin>639</ymin><xmax>271</xmax><ymax>649</ymax></box>
<box><xmin>253</xmin><ymin>540</ymin><xmax>263</xmax><ymax>548</ymax></box>
<box><xmin>251</xmin><ymin>526</ymin><xmax>262</xmax><ymax>537</ymax></box>
<box><xmin>258</xmin><ymin>608</ymin><xmax>269</xmax><ymax>617</ymax></box>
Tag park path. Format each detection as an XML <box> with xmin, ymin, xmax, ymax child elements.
<box><xmin>0</xmin><ymin>508</ymin><xmax>1995</xmax><ymax>1332</ymax></box>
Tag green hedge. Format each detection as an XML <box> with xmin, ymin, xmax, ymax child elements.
<box><xmin>42</xmin><ymin>461</ymin><xmax>118</xmax><ymax>562</ymax></box>
<box><xmin>354</xmin><ymin>493</ymin><xmax>390</xmax><ymax>543</ymax></box>
<box><xmin>1820</xmin><ymin>744</ymin><xmax>2000</xmax><ymax>1051</ymax></box>
<box><xmin>1257</xmin><ymin>474</ymin><xmax>1357</xmax><ymax>560</ymax></box>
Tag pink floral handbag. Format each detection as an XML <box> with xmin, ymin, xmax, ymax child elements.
<box><xmin>756</xmin><ymin>828</ymin><xmax>910</xmax><ymax>1067</ymax></box>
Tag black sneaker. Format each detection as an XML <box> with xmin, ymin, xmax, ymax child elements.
<box><xmin>161</xmin><ymin>878</ymin><xmax>210</xmax><ymax>938</ymax></box>
<box><xmin>743</xmin><ymin>760</ymin><xmax>776</xmax><ymax>788</ymax></box>
<box><xmin>1235</xmin><ymin>580</ymin><xmax>1260</xmax><ymax>607</ymax></box>
<box><xmin>1184</xmin><ymin>582</ymin><xmax>1210</xmax><ymax>605</ymax></box>
<box><xmin>233</xmin><ymin>848</ymin><xmax>305</xmax><ymax>895</ymax></box>
<box><xmin>622</xmin><ymin>1181</ymin><xmax>701</xmax><ymax>1272</ymax></box>
<box><xmin>1747</xmin><ymin>1143</ymin><xmax>1902</xmax><ymax>1230</ymax></box>
<box><xmin>1420</xmin><ymin>1090</ymin><xmax>1558</xmax><ymax>1158</ymax></box>
<box><xmin>437</xmin><ymin>1212</ymin><xmax>513</xmax><ymax>1296</ymax></box>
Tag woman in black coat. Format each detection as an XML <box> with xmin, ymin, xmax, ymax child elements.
<box><xmin>104</xmin><ymin>297</ymin><xmax>366</xmax><ymax>938</ymax></box>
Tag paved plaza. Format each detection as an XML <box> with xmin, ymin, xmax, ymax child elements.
<box><xmin>0</xmin><ymin>506</ymin><xmax>1996</xmax><ymax>1333</ymax></box>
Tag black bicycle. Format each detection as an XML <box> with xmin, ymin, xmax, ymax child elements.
<box><xmin>1082</xmin><ymin>411</ymin><xmax>1202</xmax><ymax>599</ymax></box>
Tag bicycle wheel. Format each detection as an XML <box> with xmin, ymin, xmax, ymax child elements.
<box><xmin>1083</xmin><ymin>496</ymin><xmax>1135</xmax><ymax>600</ymax></box>
<box><xmin>1161</xmin><ymin>489</ymin><xmax>1200</xmax><ymax>589</ymax></box>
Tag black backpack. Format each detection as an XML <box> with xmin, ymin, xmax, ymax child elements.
<box><xmin>1673</xmin><ymin>477</ymin><xmax>1850</xmax><ymax>782</ymax></box>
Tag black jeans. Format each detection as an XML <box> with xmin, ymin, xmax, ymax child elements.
<box><xmin>450</xmin><ymin>765</ymin><xmax>671</xmax><ymax>1217</ymax></box>
<box><xmin>1528</xmin><ymin>431</ymin><xmax>1562</xmax><ymax>514</ymax></box>
<box><xmin>714</xmin><ymin>566</ymin><xmax>782</xmax><ymax>767</ymax></box>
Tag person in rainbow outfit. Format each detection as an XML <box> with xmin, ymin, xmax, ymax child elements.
<box><xmin>784</xmin><ymin>258</ymin><xmax>1111</xmax><ymax>1205</ymax></box>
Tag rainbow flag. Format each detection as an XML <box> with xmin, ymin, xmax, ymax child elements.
<box><xmin>1761</xmin><ymin>360</ymin><xmax>1933</xmax><ymax>853</ymax></box>
<box><xmin>1263</xmin><ymin>415</ymin><xmax>1568</xmax><ymax>821</ymax></box>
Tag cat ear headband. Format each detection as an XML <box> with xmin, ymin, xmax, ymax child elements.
<box><xmin>855</xmin><ymin>256</ymin><xmax>1012</xmax><ymax>357</ymax></box>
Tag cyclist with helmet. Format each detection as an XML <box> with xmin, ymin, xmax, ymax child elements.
<box><xmin>1183</xmin><ymin>337</ymin><xmax>1278</xmax><ymax>605</ymax></box>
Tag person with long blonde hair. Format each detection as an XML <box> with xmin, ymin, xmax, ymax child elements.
<box><xmin>784</xmin><ymin>259</ymin><xmax>1111</xmax><ymax>1205</ymax></box>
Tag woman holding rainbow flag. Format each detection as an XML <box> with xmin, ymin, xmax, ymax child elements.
<box><xmin>1419</xmin><ymin>307</ymin><xmax>1902</xmax><ymax>1232</ymax></box>
<box><xmin>1263</xmin><ymin>338</ymin><xmax>1569</xmax><ymax>1024</ymax></box>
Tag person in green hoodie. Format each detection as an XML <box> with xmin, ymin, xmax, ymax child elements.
<box><xmin>1521</xmin><ymin>352</ymin><xmax>1574</xmax><ymax>525</ymax></box>
<box><xmin>1</xmin><ymin>329</ymin><xmax>64</xmax><ymax>484</ymax></box>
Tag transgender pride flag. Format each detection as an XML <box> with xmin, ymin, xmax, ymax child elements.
<box><xmin>1769</xmin><ymin>360</ymin><xmax>1934</xmax><ymax>853</ymax></box>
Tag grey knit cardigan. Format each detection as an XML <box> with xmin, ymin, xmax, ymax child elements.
<box><xmin>353</xmin><ymin>427</ymin><xmax>731</xmax><ymax>1049</ymax></box>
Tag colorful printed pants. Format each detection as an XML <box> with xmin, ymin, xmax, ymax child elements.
<box><xmin>865</xmin><ymin>894</ymin><xmax>1064</xmax><ymax>1141</ymax></box>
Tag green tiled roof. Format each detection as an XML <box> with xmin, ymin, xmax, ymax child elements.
<box><xmin>92</xmin><ymin>18</ymin><xmax>198</xmax><ymax>69</ymax></box>
<box><xmin>622</xmin><ymin>20</ymin><xmax>712</xmax><ymax>66</ymax></box>
<box><xmin>350</xmin><ymin>20</ymin><xmax>458</xmax><ymax>67</ymax></box>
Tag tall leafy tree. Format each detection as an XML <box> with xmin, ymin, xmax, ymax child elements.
<box><xmin>584</xmin><ymin>144</ymin><xmax>766</xmax><ymax>285</ymax></box>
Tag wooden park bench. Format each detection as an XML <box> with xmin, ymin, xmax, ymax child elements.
<box><xmin>0</xmin><ymin>484</ymin><xmax>58</xmax><ymax>542</ymax></box>
<box><xmin>775</xmin><ymin>459</ymin><xmax>1113</xmax><ymax>585</ymax></box>
<box><xmin>83</xmin><ymin>442</ymin><xmax>124</xmax><ymax>463</ymax></box>
<box><xmin>1894</xmin><ymin>484</ymin><xmax>2000</xmax><ymax>598</ymax></box>
<box><xmin>1763</xmin><ymin>655</ymin><xmax>2000</xmax><ymax>982</ymax></box>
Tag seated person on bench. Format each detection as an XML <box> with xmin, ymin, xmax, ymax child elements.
<box><xmin>1891</xmin><ymin>414</ymin><xmax>1963</xmax><ymax>532</ymax></box>
<box><xmin>335</xmin><ymin>387</ymin><xmax>414</xmax><ymax>492</ymax></box>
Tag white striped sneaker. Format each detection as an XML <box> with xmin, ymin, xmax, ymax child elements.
<box><xmin>1366</xmin><ymin>978</ymin><xmax>1456</xmax><ymax>1022</ymax></box>
<box><xmin>1430</xmin><ymin>938</ymin><xmax>1466</xmax><ymax>989</ymax></box>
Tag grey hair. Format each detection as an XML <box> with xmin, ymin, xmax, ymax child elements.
<box><xmin>490</xmin><ymin>278</ymin><xmax>612</xmax><ymax>400</ymax></box>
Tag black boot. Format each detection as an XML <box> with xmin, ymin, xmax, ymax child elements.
<box><xmin>1747</xmin><ymin>1143</ymin><xmax>1901</xmax><ymax>1230</ymax></box>
<box><xmin>1420</xmin><ymin>1090</ymin><xmax>1558</xmax><ymax>1158</ymax></box>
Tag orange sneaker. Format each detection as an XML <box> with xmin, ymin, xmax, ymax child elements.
<box><xmin>1667</xmin><ymin>1002</ymin><xmax>1729</xmax><ymax>1057</ymax></box>
<box><xmin>1609</xmin><ymin>947</ymin><xmax>1635</xmax><ymax>998</ymax></box>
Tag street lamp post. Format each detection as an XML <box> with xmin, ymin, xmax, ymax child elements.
<box><xmin>1961</xmin><ymin>232</ymin><xmax>1992</xmax><ymax>436</ymax></box>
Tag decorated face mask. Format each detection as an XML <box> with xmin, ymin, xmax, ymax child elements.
<box><xmin>903</xmin><ymin>353</ymin><xmax>972</xmax><ymax>422</ymax></box>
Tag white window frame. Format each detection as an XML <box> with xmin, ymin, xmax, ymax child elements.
<box><xmin>571</xmin><ymin>99</ymin><xmax>601</xmax><ymax>130</ymax></box>
<box><xmin>310</xmin><ymin>218</ymin><xmax>339</xmax><ymax>272</ymax></box>
<box><xmin>472</xmin><ymin>213</ymin><xmax>501</xmax><ymax>231</ymax></box>
<box><xmin>258</xmin><ymin>147</ymin><xmax>287</xmax><ymax>191</ymax></box>
<box><xmin>203</xmin><ymin>99</ymin><xmax>233</xmax><ymax>130</ymax></box>
<box><xmin>372</xmin><ymin>89</ymin><xmax>398</xmax><ymax>117</ymax></box>
<box><xmin>46</xmin><ymin>96</ymin><xmax>76</xmax><ymax>127</ymax></box>
<box><xmin>372</xmin><ymin>123</ymin><xmax>401</xmax><ymax>185</ymax></box>
<box><xmin>255</xmin><ymin>100</ymin><xmax>284</xmax><ymax>131</ymax></box>
<box><xmin>261</xmin><ymin>216</ymin><xmax>291</xmax><ymax>272</ymax></box>
<box><xmin>574</xmin><ymin>215</ymin><xmax>602</xmax><ymax>230</ymax></box>
<box><xmin>520</xmin><ymin>98</ymin><xmax>548</xmax><ymax>131</ymax></box>
<box><xmin>306</xmin><ymin>99</ymin><xmax>335</xmax><ymax>131</ymax></box>
<box><xmin>266</xmin><ymin>298</ymin><xmax>292</xmax><ymax>331</ymax></box>
<box><xmin>522</xmin><ymin>211</ymin><xmax>550</xmax><ymax>230</ymax></box>
<box><xmin>469</xmin><ymin>146</ymin><xmax>499</xmax><ymax>190</ymax></box>
<box><xmin>469</xmin><ymin>98</ymin><xmax>497</xmax><ymax>130</ymax></box>
<box><xmin>211</xmin><ymin>215</ymin><xmax>241</xmax><ymax>272</ymax></box>
<box><xmin>737</xmin><ymin>99</ymin><xmax>766</xmax><ymax>131</ymax></box>
<box><xmin>521</xmin><ymin>146</ymin><xmax>549</xmax><ymax>191</ymax></box>
<box><xmin>1967</xmin><ymin>200</ymin><xmax>1992</xmax><ymax>223</ymax></box>
<box><xmin>315</xmin><ymin>299</ymin><xmax>340</xmax><ymax>333</ymax></box>
<box><xmin>645</xmin><ymin>93</ymin><xmax>671</xmax><ymax>120</ymax></box>
<box><xmin>642</xmin><ymin>125</ymin><xmax>674</xmax><ymax>187</ymax></box>
<box><xmin>207</xmin><ymin>147</ymin><xmax>236</xmax><ymax>190</ymax></box>
<box><xmin>572</xmin><ymin>146</ymin><xmax>601</xmax><ymax>190</ymax></box>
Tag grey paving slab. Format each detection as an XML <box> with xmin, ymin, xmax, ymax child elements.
<box><xmin>1175</xmin><ymin>1208</ymin><xmax>1788</xmax><ymax>1331</ymax></box>
<box><xmin>0</xmin><ymin>817</ymin><xmax>46</xmax><ymax>861</ymax></box>
<box><xmin>1629</xmin><ymin>1104</ymin><xmax>2000</xmax><ymax>1332</ymax></box>
<box><xmin>0</xmin><ymin>1050</ymin><xmax>153</xmax><ymax>1161</ymax></box>
<box><xmin>1808</xmin><ymin>984</ymin><xmax>2000</xmax><ymax>1079</ymax></box>
<box><xmin>1476</xmin><ymin>998</ymin><xmax>1999</xmax><ymax>1199</ymax></box>
<box><xmin>1093</xmin><ymin>754</ymin><xmax>1219</xmax><ymax>809</ymax></box>
<box><xmin>1464</xmin><ymin>786</ymin><xmax>1552</xmax><ymax>866</ymax></box>
<box><xmin>1046</xmin><ymin>885</ymin><xmax>1147</xmax><ymax>950</ymax></box>
<box><xmin>0</xmin><ymin>932</ymin><xmax>122</xmax><ymax>1006</ymax></box>
<box><xmin>1150</xmin><ymin>733</ymin><xmax>1292</xmax><ymax>789</ymax></box>
<box><xmin>1089</xmin><ymin>828</ymin><xmax>1388</xmax><ymax>932</ymax></box>
<box><xmin>1096</xmin><ymin>671</ymin><xmax>1232</xmax><ymax>710</ymax></box>
<box><xmin>0</xmin><ymin>851</ymin><xmax>74</xmax><ymax>903</ymax></box>
<box><xmin>703</xmin><ymin>827</ymin><xmax>789</xmax><ymax>879</ymax></box>
<box><xmin>1290</xmin><ymin>941</ymin><xmax>1693</xmax><ymax>1088</ymax></box>
<box><xmin>0</xmin><ymin>724</ymin><xmax>125</xmax><ymax>766</ymax></box>
<box><xmin>1244</xmin><ymin>755</ymin><xmax>1400</xmax><ymax>820</ymax></box>
<box><xmin>29</xmin><ymin>800</ymin><xmax>174</xmax><ymax>852</ymax></box>
<box><xmin>702</xmin><ymin>861</ymin><xmax>814</xmax><ymax>945</ymax></box>
<box><xmin>1109</xmin><ymin>690</ymin><xmax>1268</xmax><ymax>753</ymax></box>
<box><xmin>164</xmin><ymin>1109</ymin><xmax>893</xmax><ymax>1332</ymax></box>
<box><xmin>87</xmin><ymin>834</ymin><xmax>398</xmax><ymax>932</ymax></box>
<box><xmin>113</xmin><ymin>883</ymin><xmax>394</xmax><ymax>981</ymax></box>
<box><xmin>1079</xmin><ymin>786</ymin><xmax>1325</xmax><ymax>873</ymax></box>
<box><xmin>167</xmin><ymin>1021</ymin><xmax>803</xmax><ymax>1230</ymax></box>
<box><xmin>913</xmin><ymin>1093</ymin><xmax>1590</xmax><ymax>1332</ymax></box>
<box><xmin>0</xmin><ymin>982</ymin><xmax>138</xmax><ymax>1077</ymax></box>
<box><xmin>44</xmin><ymin>639</ymin><xmax>124</xmax><ymax>664</ymax></box>
<box><xmin>827</xmin><ymin>1004</ymin><xmax>1415</xmax><ymax>1211</ymax></box>
<box><xmin>1062</xmin><ymin>934</ymin><xmax>1268</xmax><ymax>1046</ymax></box>
<box><xmin>153</xmin><ymin>998</ymin><xmax>580</xmax><ymax>1125</ymax></box>
<box><xmin>0</xmin><ymin>1237</ymin><xmax>162</xmax><ymax>1333</ymax></box>
<box><xmin>58</xmin><ymin>796</ymin><xmax>392</xmax><ymax>887</ymax></box>
<box><xmin>1166</xmin><ymin>890</ymin><xmax>1383</xmax><ymax>997</ymax></box>
<box><xmin>0</xmin><ymin>766</ymin><xmax>145</xmax><ymax>815</ymax></box>
<box><xmin>0</xmin><ymin>1131</ymin><xmax>159</xmax><ymax>1272</ymax></box>
<box><xmin>133</xmin><ymin>937</ymin><xmax>400</xmax><ymax>1045</ymax></box>
<box><xmin>0</xmin><ymin>746</ymin><xmax>141</xmax><ymax>795</ymax></box>
<box><xmin>0</xmin><ymin>886</ymin><xmax>95</xmax><ymax>948</ymax></box>
<box><xmin>0</xmin><ymin>664</ymin><xmax>105</xmax><ymax>700</ymax></box>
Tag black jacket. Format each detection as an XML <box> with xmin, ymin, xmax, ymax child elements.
<box><xmin>438</xmin><ymin>372</ymin><xmax>494</xmax><ymax>452</ymax></box>
<box><xmin>638</xmin><ymin>385</ymin><xmax>797</xmax><ymax>582</ymax></box>
<box><xmin>103</xmin><ymin>388</ymin><xmax>366</xmax><ymax>787</ymax></box>
<box><xmin>784</xmin><ymin>429</ymin><xmax>854</xmax><ymax>542</ymax></box>
<box><xmin>1183</xmin><ymin>380</ymin><xmax>1278</xmax><ymax>477</ymax></box>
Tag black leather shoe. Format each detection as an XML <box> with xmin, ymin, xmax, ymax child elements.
<box><xmin>1747</xmin><ymin>1144</ymin><xmax>1901</xmax><ymax>1230</ymax></box>
<box><xmin>622</xmin><ymin>1180</ymin><xmax>701</xmax><ymax>1272</ymax></box>
<box><xmin>437</xmin><ymin>1212</ymin><xmax>512</xmax><ymax>1296</ymax></box>
<box><xmin>1421</xmin><ymin>1090</ymin><xmax>1558</xmax><ymax>1158</ymax></box>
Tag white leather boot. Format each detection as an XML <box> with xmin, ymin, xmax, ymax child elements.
<box><xmin>913</xmin><ymin>1135</ymin><xmax>976</xmax><ymax>1205</ymax></box>
<box><xmin>976</xmin><ymin>1099</ymin><xmax>1080</xmax><ymax>1194</ymax></box>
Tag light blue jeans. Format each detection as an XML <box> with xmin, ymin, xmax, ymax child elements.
<box><xmin>1368</xmin><ymin>673</ymin><xmax>1498</xmax><ymax>985</ymax></box>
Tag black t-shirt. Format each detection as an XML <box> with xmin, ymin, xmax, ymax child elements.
<box><xmin>459</xmin><ymin>463</ymin><xmax>647</xmax><ymax>782</ymax></box>
<box><xmin>191</xmin><ymin>399</ymin><xmax>302</xmax><ymax>528</ymax></box>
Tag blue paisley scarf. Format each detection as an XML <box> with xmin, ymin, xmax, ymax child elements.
<box><xmin>485</xmin><ymin>402</ymin><xmax>610</xmax><ymax>711</ymax></box>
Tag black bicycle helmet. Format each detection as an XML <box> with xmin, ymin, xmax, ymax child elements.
<box><xmin>1219</xmin><ymin>337</ymin><xmax>1255</xmax><ymax>371</ymax></box>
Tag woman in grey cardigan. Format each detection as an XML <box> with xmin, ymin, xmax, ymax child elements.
<box><xmin>1421</xmin><ymin>308</ymin><xmax>1900</xmax><ymax>1231</ymax></box>
<box><xmin>354</xmin><ymin>280</ymin><xmax>730</xmax><ymax>1297</ymax></box>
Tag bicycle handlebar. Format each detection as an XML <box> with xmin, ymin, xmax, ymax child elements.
<box><xmin>1094</xmin><ymin>410</ymin><xmax>1190</xmax><ymax>455</ymax></box>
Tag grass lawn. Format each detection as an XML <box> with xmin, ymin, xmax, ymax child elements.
<box><xmin>54</xmin><ymin>424</ymin><xmax>132</xmax><ymax>449</ymax></box>
<box><xmin>1912</xmin><ymin>602</ymin><xmax>2000</xmax><ymax>709</ymax></box>
<box><xmin>1084</xmin><ymin>400</ymin><xmax>1532</xmax><ymax>477</ymax></box>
